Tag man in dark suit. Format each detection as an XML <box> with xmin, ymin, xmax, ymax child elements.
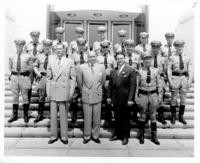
<box><xmin>107</xmin><ymin>52</ymin><xmax>137</xmax><ymax>145</ymax></box>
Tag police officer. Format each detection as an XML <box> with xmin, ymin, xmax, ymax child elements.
<box><xmin>135</xmin><ymin>53</ymin><xmax>162</xmax><ymax>145</ymax></box>
<box><xmin>24</xmin><ymin>30</ymin><xmax>42</xmax><ymax>103</ymax></box>
<box><xmin>162</xmin><ymin>32</ymin><xmax>176</xmax><ymax>58</ymax></box>
<box><xmin>70</xmin><ymin>37</ymin><xmax>88</xmax><ymax>127</ymax></box>
<box><xmin>168</xmin><ymin>40</ymin><xmax>192</xmax><ymax>125</ymax></box>
<box><xmin>33</xmin><ymin>39</ymin><xmax>53</xmax><ymax>123</ymax></box>
<box><xmin>150</xmin><ymin>41</ymin><xmax>167</xmax><ymax>125</ymax></box>
<box><xmin>52</xmin><ymin>27</ymin><xmax>68</xmax><ymax>57</ymax></box>
<box><xmin>135</xmin><ymin>32</ymin><xmax>151</xmax><ymax>59</ymax></box>
<box><xmin>117</xmin><ymin>30</ymin><xmax>127</xmax><ymax>54</ymax></box>
<box><xmin>68</xmin><ymin>27</ymin><xmax>89</xmax><ymax>58</ymax></box>
<box><xmin>8</xmin><ymin>38</ymin><xmax>33</xmax><ymax>123</ymax></box>
<box><xmin>97</xmin><ymin>40</ymin><xmax>116</xmax><ymax>123</ymax></box>
<box><xmin>124</xmin><ymin>39</ymin><xmax>141</xmax><ymax>70</ymax></box>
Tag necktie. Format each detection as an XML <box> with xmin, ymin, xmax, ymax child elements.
<box><xmin>43</xmin><ymin>55</ymin><xmax>48</xmax><ymax>70</ymax></box>
<box><xmin>91</xmin><ymin>64</ymin><xmax>94</xmax><ymax>73</ymax></box>
<box><xmin>33</xmin><ymin>43</ymin><xmax>37</xmax><ymax>56</ymax></box>
<box><xmin>16</xmin><ymin>53</ymin><xmax>21</xmax><ymax>72</ymax></box>
<box><xmin>179</xmin><ymin>54</ymin><xmax>184</xmax><ymax>70</ymax></box>
<box><xmin>121</xmin><ymin>42</ymin><xmax>125</xmax><ymax>55</ymax></box>
<box><xmin>80</xmin><ymin>51</ymin><xmax>84</xmax><ymax>64</ymax></box>
<box><xmin>58</xmin><ymin>57</ymin><xmax>61</xmax><ymax>66</ymax></box>
<box><xmin>168</xmin><ymin>45</ymin><xmax>172</xmax><ymax>58</ymax></box>
<box><xmin>143</xmin><ymin>44</ymin><xmax>147</xmax><ymax>52</ymax></box>
<box><xmin>104</xmin><ymin>56</ymin><xmax>108</xmax><ymax>69</ymax></box>
<box><xmin>129</xmin><ymin>57</ymin><xmax>132</xmax><ymax>66</ymax></box>
<box><xmin>154</xmin><ymin>55</ymin><xmax>158</xmax><ymax>68</ymax></box>
<box><xmin>146</xmin><ymin>67</ymin><xmax>151</xmax><ymax>83</ymax></box>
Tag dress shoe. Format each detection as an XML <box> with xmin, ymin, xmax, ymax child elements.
<box><xmin>122</xmin><ymin>138</ymin><xmax>129</xmax><ymax>145</ymax></box>
<box><xmin>83</xmin><ymin>138</ymin><xmax>91</xmax><ymax>144</ymax></box>
<box><xmin>109</xmin><ymin>135</ymin><xmax>119</xmax><ymax>141</ymax></box>
<box><xmin>48</xmin><ymin>138</ymin><xmax>58</xmax><ymax>144</ymax></box>
<box><xmin>92</xmin><ymin>138</ymin><xmax>101</xmax><ymax>144</ymax></box>
<box><xmin>60</xmin><ymin>139</ymin><xmax>68</xmax><ymax>144</ymax></box>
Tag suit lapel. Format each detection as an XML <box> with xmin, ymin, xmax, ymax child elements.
<box><xmin>88</xmin><ymin>63</ymin><xmax>98</xmax><ymax>89</ymax></box>
<box><xmin>55</xmin><ymin>57</ymin><xmax>67</xmax><ymax>80</ymax></box>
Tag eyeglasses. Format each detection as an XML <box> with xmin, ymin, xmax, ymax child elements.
<box><xmin>102</xmin><ymin>46</ymin><xmax>109</xmax><ymax>49</ymax></box>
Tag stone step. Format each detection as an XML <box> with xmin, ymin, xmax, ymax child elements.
<box><xmin>4</xmin><ymin>96</ymin><xmax>194</xmax><ymax>105</ymax></box>
<box><xmin>4</xmin><ymin>103</ymin><xmax>194</xmax><ymax>112</ymax></box>
<box><xmin>4</xmin><ymin>109</ymin><xmax>194</xmax><ymax>120</ymax></box>
<box><xmin>4</xmin><ymin>117</ymin><xmax>194</xmax><ymax>129</ymax></box>
<box><xmin>4</xmin><ymin>127</ymin><xmax>194</xmax><ymax>139</ymax></box>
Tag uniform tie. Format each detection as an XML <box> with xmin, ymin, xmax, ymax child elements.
<box><xmin>104</xmin><ymin>55</ymin><xmax>108</xmax><ymax>69</ymax></box>
<box><xmin>129</xmin><ymin>56</ymin><xmax>132</xmax><ymax>66</ymax></box>
<box><xmin>16</xmin><ymin>53</ymin><xmax>21</xmax><ymax>72</ymax></box>
<box><xmin>143</xmin><ymin>44</ymin><xmax>147</xmax><ymax>52</ymax></box>
<box><xmin>168</xmin><ymin>45</ymin><xmax>172</xmax><ymax>58</ymax></box>
<box><xmin>179</xmin><ymin>54</ymin><xmax>184</xmax><ymax>70</ymax></box>
<box><xmin>121</xmin><ymin>41</ymin><xmax>125</xmax><ymax>55</ymax></box>
<box><xmin>146</xmin><ymin>67</ymin><xmax>151</xmax><ymax>83</ymax></box>
<box><xmin>80</xmin><ymin>51</ymin><xmax>85</xmax><ymax>64</ymax></box>
<box><xmin>33</xmin><ymin>43</ymin><xmax>37</xmax><ymax>56</ymax></box>
<box><xmin>154</xmin><ymin>55</ymin><xmax>158</xmax><ymax>68</ymax></box>
<box><xmin>43</xmin><ymin>55</ymin><xmax>48</xmax><ymax>70</ymax></box>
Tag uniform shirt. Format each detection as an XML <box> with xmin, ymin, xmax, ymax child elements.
<box><xmin>9</xmin><ymin>52</ymin><xmax>33</xmax><ymax>72</ymax></box>
<box><xmin>135</xmin><ymin>43</ymin><xmax>151</xmax><ymax>59</ymax></box>
<box><xmin>71</xmin><ymin>52</ymin><xmax>88</xmax><ymax>65</ymax></box>
<box><xmin>24</xmin><ymin>41</ymin><xmax>43</xmax><ymax>56</ymax></box>
<box><xmin>96</xmin><ymin>53</ymin><xmax>116</xmax><ymax>69</ymax></box>
<box><xmin>135</xmin><ymin>67</ymin><xmax>162</xmax><ymax>100</ymax></box>
<box><xmin>161</xmin><ymin>44</ymin><xmax>176</xmax><ymax>58</ymax></box>
<box><xmin>125</xmin><ymin>52</ymin><xmax>141</xmax><ymax>70</ymax></box>
<box><xmin>68</xmin><ymin>40</ymin><xmax>89</xmax><ymax>58</ymax></box>
<box><xmin>167</xmin><ymin>53</ymin><xmax>192</xmax><ymax>83</ymax></box>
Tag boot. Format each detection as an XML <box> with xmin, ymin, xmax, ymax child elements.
<box><xmin>157</xmin><ymin>107</ymin><xmax>167</xmax><ymax>125</ymax></box>
<box><xmin>34</xmin><ymin>102</ymin><xmax>44</xmax><ymax>123</ymax></box>
<box><xmin>23</xmin><ymin>104</ymin><xmax>29</xmax><ymax>123</ymax></box>
<box><xmin>139</xmin><ymin>121</ymin><xmax>145</xmax><ymax>144</ymax></box>
<box><xmin>170</xmin><ymin>105</ymin><xmax>176</xmax><ymax>125</ymax></box>
<box><xmin>8</xmin><ymin>104</ymin><xmax>18</xmax><ymax>122</ymax></box>
<box><xmin>179</xmin><ymin>105</ymin><xmax>187</xmax><ymax>125</ymax></box>
<box><xmin>151</xmin><ymin>122</ymin><xmax>160</xmax><ymax>145</ymax></box>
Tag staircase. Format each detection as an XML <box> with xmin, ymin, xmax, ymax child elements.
<box><xmin>4</xmin><ymin>74</ymin><xmax>194</xmax><ymax>139</ymax></box>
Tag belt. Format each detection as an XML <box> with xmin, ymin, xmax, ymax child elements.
<box><xmin>11</xmin><ymin>71</ymin><xmax>30</xmax><ymax>76</ymax></box>
<box><xmin>172</xmin><ymin>71</ymin><xmax>188</xmax><ymax>77</ymax></box>
<box><xmin>138</xmin><ymin>89</ymin><xmax>157</xmax><ymax>95</ymax></box>
<box><xmin>40</xmin><ymin>72</ymin><xmax>47</xmax><ymax>76</ymax></box>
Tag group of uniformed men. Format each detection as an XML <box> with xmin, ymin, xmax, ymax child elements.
<box><xmin>8</xmin><ymin>25</ymin><xmax>192</xmax><ymax>146</ymax></box>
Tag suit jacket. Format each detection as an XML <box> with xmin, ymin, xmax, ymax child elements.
<box><xmin>77</xmin><ymin>63</ymin><xmax>106</xmax><ymax>104</ymax></box>
<box><xmin>107</xmin><ymin>64</ymin><xmax>137</xmax><ymax>105</ymax></box>
<box><xmin>47</xmin><ymin>56</ymin><xmax>76</xmax><ymax>102</ymax></box>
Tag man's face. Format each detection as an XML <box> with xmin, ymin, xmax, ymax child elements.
<box><xmin>101</xmin><ymin>46</ymin><xmax>109</xmax><ymax>54</ymax></box>
<box><xmin>98</xmin><ymin>32</ymin><xmax>105</xmax><ymax>40</ymax></box>
<box><xmin>140</xmin><ymin>37</ymin><xmax>148</xmax><ymax>44</ymax></box>
<box><xmin>143</xmin><ymin>58</ymin><xmax>152</xmax><ymax>67</ymax></box>
<box><xmin>56</xmin><ymin>33</ymin><xmax>63</xmax><ymax>41</ymax></box>
<box><xmin>31</xmin><ymin>35</ymin><xmax>39</xmax><ymax>43</ymax></box>
<box><xmin>151</xmin><ymin>47</ymin><xmax>160</xmax><ymax>55</ymax></box>
<box><xmin>88</xmin><ymin>52</ymin><xmax>97</xmax><ymax>65</ymax></box>
<box><xmin>76</xmin><ymin>33</ymin><xmax>83</xmax><ymax>38</ymax></box>
<box><xmin>116</xmin><ymin>54</ymin><xmax>125</xmax><ymax>67</ymax></box>
<box><xmin>55</xmin><ymin>45</ymin><xmax>64</xmax><ymax>58</ymax></box>
<box><xmin>175</xmin><ymin>46</ymin><xmax>184</xmax><ymax>54</ymax></box>
<box><xmin>166</xmin><ymin>37</ymin><xmax>174</xmax><ymax>46</ymax></box>
<box><xmin>126</xmin><ymin>45</ymin><xmax>134</xmax><ymax>54</ymax></box>
<box><xmin>43</xmin><ymin>45</ymin><xmax>52</xmax><ymax>54</ymax></box>
<box><xmin>15</xmin><ymin>44</ymin><xmax>24</xmax><ymax>54</ymax></box>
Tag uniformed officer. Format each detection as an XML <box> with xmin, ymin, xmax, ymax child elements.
<box><xmin>168</xmin><ymin>40</ymin><xmax>192</xmax><ymax>125</ymax></box>
<box><xmin>52</xmin><ymin>27</ymin><xmax>68</xmax><ymax>57</ymax></box>
<box><xmin>97</xmin><ymin>40</ymin><xmax>116</xmax><ymax>123</ymax></box>
<box><xmin>162</xmin><ymin>32</ymin><xmax>176</xmax><ymax>58</ymax></box>
<box><xmin>117</xmin><ymin>30</ymin><xmax>127</xmax><ymax>55</ymax></box>
<box><xmin>124</xmin><ymin>39</ymin><xmax>141</xmax><ymax>70</ymax></box>
<box><xmin>135</xmin><ymin>32</ymin><xmax>151</xmax><ymax>59</ymax></box>
<box><xmin>70</xmin><ymin>37</ymin><xmax>88</xmax><ymax>127</ymax></box>
<box><xmin>150</xmin><ymin>40</ymin><xmax>167</xmax><ymax>125</ymax></box>
<box><xmin>8</xmin><ymin>38</ymin><xmax>33</xmax><ymax>123</ymax></box>
<box><xmin>135</xmin><ymin>53</ymin><xmax>162</xmax><ymax>145</ymax></box>
<box><xmin>47</xmin><ymin>44</ymin><xmax>76</xmax><ymax>144</ymax></box>
<box><xmin>33</xmin><ymin>39</ymin><xmax>53</xmax><ymax>123</ymax></box>
<box><xmin>24</xmin><ymin>30</ymin><xmax>42</xmax><ymax>103</ymax></box>
<box><xmin>77</xmin><ymin>51</ymin><xmax>106</xmax><ymax>144</ymax></box>
<box><xmin>68</xmin><ymin>27</ymin><xmax>89</xmax><ymax>58</ymax></box>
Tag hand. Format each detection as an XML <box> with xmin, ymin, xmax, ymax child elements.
<box><xmin>128</xmin><ymin>101</ymin><xmax>134</xmax><ymax>106</ymax></box>
<box><xmin>107</xmin><ymin>98</ymin><xmax>111</xmax><ymax>105</ymax></box>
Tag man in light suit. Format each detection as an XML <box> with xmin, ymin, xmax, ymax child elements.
<box><xmin>47</xmin><ymin>44</ymin><xmax>76</xmax><ymax>144</ymax></box>
<box><xmin>107</xmin><ymin>52</ymin><xmax>137</xmax><ymax>145</ymax></box>
<box><xmin>77</xmin><ymin>51</ymin><xmax>106</xmax><ymax>144</ymax></box>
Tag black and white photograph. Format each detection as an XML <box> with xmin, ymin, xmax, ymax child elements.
<box><xmin>1</xmin><ymin>0</ymin><xmax>200</xmax><ymax>162</ymax></box>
